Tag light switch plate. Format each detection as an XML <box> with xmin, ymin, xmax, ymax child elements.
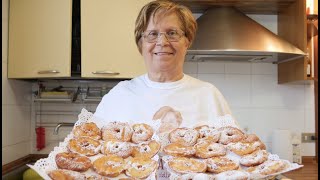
<box><xmin>301</xmin><ymin>133</ymin><xmax>316</xmax><ymax>143</ymax></box>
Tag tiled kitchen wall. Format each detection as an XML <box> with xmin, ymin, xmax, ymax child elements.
<box><xmin>184</xmin><ymin>61</ymin><xmax>315</xmax><ymax>156</ymax></box>
<box><xmin>2</xmin><ymin>0</ymin><xmax>33</xmax><ymax>165</ymax></box>
<box><xmin>30</xmin><ymin>81</ymin><xmax>118</xmax><ymax>154</ymax></box>
<box><xmin>30</xmin><ymin>60</ymin><xmax>315</xmax><ymax>157</ymax></box>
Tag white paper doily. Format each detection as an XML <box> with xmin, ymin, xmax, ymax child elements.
<box><xmin>28</xmin><ymin>108</ymin><xmax>159</xmax><ymax>180</ymax></box>
<box><xmin>161</xmin><ymin>149</ymin><xmax>303</xmax><ymax>180</ymax></box>
<box><xmin>214</xmin><ymin>114</ymin><xmax>240</xmax><ymax>129</ymax></box>
<box><xmin>28</xmin><ymin>109</ymin><xmax>303</xmax><ymax>180</ymax></box>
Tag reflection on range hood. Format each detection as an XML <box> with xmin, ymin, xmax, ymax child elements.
<box><xmin>187</xmin><ymin>7</ymin><xmax>306</xmax><ymax>63</ymax></box>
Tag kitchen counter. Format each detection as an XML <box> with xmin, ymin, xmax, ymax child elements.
<box><xmin>283</xmin><ymin>161</ymin><xmax>318</xmax><ymax>180</ymax></box>
<box><xmin>2</xmin><ymin>154</ymin><xmax>48</xmax><ymax>179</ymax></box>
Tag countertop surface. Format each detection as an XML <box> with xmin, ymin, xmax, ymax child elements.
<box><xmin>283</xmin><ymin>161</ymin><xmax>318</xmax><ymax>180</ymax></box>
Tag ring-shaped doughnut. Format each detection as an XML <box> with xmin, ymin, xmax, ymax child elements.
<box><xmin>55</xmin><ymin>152</ymin><xmax>91</xmax><ymax>172</ymax></box>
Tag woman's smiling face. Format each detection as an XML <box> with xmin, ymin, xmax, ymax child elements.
<box><xmin>141</xmin><ymin>12</ymin><xmax>190</xmax><ymax>78</ymax></box>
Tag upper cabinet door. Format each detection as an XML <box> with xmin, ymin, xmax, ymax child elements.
<box><xmin>8</xmin><ymin>0</ymin><xmax>72</xmax><ymax>78</ymax></box>
<box><xmin>81</xmin><ymin>0</ymin><xmax>148</xmax><ymax>78</ymax></box>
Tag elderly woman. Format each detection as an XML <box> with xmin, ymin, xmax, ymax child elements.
<box><xmin>94</xmin><ymin>0</ymin><xmax>235</xmax><ymax>130</ymax></box>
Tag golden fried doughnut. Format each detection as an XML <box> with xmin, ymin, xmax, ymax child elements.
<box><xmin>169</xmin><ymin>128</ymin><xmax>199</xmax><ymax>146</ymax></box>
<box><xmin>131</xmin><ymin>123</ymin><xmax>154</xmax><ymax>143</ymax></box>
<box><xmin>55</xmin><ymin>152</ymin><xmax>91</xmax><ymax>172</ymax></box>
<box><xmin>242</xmin><ymin>134</ymin><xmax>266</xmax><ymax>150</ymax></box>
<box><xmin>125</xmin><ymin>157</ymin><xmax>158</xmax><ymax>179</ymax></box>
<box><xmin>131</xmin><ymin>140</ymin><xmax>160</xmax><ymax>158</ymax></box>
<box><xmin>206</xmin><ymin>156</ymin><xmax>239</xmax><ymax>173</ymax></box>
<box><xmin>194</xmin><ymin>141</ymin><xmax>226</xmax><ymax>158</ymax></box>
<box><xmin>195</xmin><ymin>125</ymin><xmax>220</xmax><ymax>143</ymax></box>
<box><xmin>47</xmin><ymin>169</ymin><xmax>86</xmax><ymax>180</ymax></box>
<box><xmin>227</xmin><ymin>141</ymin><xmax>263</xmax><ymax>156</ymax></box>
<box><xmin>92</xmin><ymin>155</ymin><xmax>125</xmax><ymax>177</ymax></box>
<box><xmin>67</xmin><ymin>137</ymin><xmax>101</xmax><ymax>156</ymax></box>
<box><xmin>242</xmin><ymin>134</ymin><xmax>260</xmax><ymax>143</ymax></box>
<box><xmin>240</xmin><ymin>149</ymin><xmax>268</xmax><ymax>167</ymax></box>
<box><xmin>247</xmin><ymin>160</ymin><xmax>288</xmax><ymax>175</ymax></box>
<box><xmin>168</xmin><ymin>157</ymin><xmax>207</xmax><ymax>174</ymax></box>
<box><xmin>218</xmin><ymin>126</ymin><xmax>245</xmax><ymax>145</ymax></box>
<box><xmin>101</xmin><ymin>140</ymin><xmax>133</xmax><ymax>158</ymax></box>
<box><xmin>163</xmin><ymin>143</ymin><xmax>196</xmax><ymax>157</ymax></box>
<box><xmin>102</xmin><ymin>121</ymin><xmax>133</xmax><ymax>142</ymax></box>
<box><xmin>214</xmin><ymin>170</ymin><xmax>249</xmax><ymax>180</ymax></box>
<box><xmin>73</xmin><ymin>122</ymin><xmax>101</xmax><ymax>140</ymax></box>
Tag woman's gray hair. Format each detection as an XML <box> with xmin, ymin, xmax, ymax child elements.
<box><xmin>134</xmin><ymin>0</ymin><xmax>197</xmax><ymax>53</ymax></box>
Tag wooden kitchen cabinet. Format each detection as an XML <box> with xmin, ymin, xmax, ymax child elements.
<box><xmin>277</xmin><ymin>0</ymin><xmax>315</xmax><ymax>84</ymax></box>
<box><xmin>8</xmin><ymin>0</ymin><xmax>72</xmax><ymax>78</ymax></box>
<box><xmin>80</xmin><ymin>0</ymin><xmax>148</xmax><ymax>78</ymax></box>
<box><xmin>8</xmin><ymin>0</ymin><xmax>147</xmax><ymax>79</ymax></box>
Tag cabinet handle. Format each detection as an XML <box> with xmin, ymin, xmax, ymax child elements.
<box><xmin>38</xmin><ymin>70</ymin><xmax>60</xmax><ymax>74</ymax></box>
<box><xmin>92</xmin><ymin>71</ymin><xmax>120</xmax><ymax>75</ymax></box>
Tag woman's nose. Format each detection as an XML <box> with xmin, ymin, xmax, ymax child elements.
<box><xmin>156</xmin><ymin>33</ymin><xmax>170</xmax><ymax>46</ymax></box>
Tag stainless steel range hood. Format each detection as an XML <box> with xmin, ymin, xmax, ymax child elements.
<box><xmin>187</xmin><ymin>7</ymin><xmax>306</xmax><ymax>63</ymax></box>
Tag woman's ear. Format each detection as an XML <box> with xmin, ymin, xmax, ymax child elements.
<box><xmin>185</xmin><ymin>38</ymin><xmax>191</xmax><ymax>48</ymax></box>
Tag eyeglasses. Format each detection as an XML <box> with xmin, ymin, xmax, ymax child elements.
<box><xmin>141</xmin><ymin>29</ymin><xmax>185</xmax><ymax>43</ymax></box>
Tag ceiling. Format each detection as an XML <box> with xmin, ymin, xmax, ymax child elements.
<box><xmin>172</xmin><ymin>0</ymin><xmax>297</xmax><ymax>14</ymax></box>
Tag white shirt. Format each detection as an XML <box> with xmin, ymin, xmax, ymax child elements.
<box><xmin>94</xmin><ymin>74</ymin><xmax>234</xmax><ymax>128</ymax></box>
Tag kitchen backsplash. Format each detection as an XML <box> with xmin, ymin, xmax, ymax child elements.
<box><xmin>30</xmin><ymin>61</ymin><xmax>315</xmax><ymax>157</ymax></box>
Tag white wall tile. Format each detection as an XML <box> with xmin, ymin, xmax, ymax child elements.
<box><xmin>301</xmin><ymin>143</ymin><xmax>315</xmax><ymax>156</ymax></box>
<box><xmin>252</xmin><ymin>75</ymin><xmax>305</xmax><ymax>108</ymax></box>
<box><xmin>252</xmin><ymin>63</ymin><xmax>277</xmax><ymax>75</ymax></box>
<box><xmin>231</xmin><ymin>108</ymin><xmax>253</xmax><ymax>130</ymax></box>
<box><xmin>38</xmin><ymin>103</ymin><xmax>84</xmax><ymax>112</ymax></box>
<box><xmin>44</xmin><ymin>127</ymin><xmax>59</xmax><ymax>142</ymax></box>
<box><xmin>225</xmin><ymin>62</ymin><xmax>251</xmax><ymax>74</ymax></box>
<box><xmin>249</xmin><ymin>108</ymin><xmax>304</xmax><ymax>143</ymax></box>
<box><xmin>304</xmin><ymin>108</ymin><xmax>315</xmax><ymax>132</ymax></box>
<box><xmin>33</xmin><ymin>140</ymin><xmax>59</xmax><ymax>154</ymax></box>
<box><xmin>223</xmin><ymin>75</ymin><xmax>251</xmax><ymax>107</ymax></box>
<box><xmin>58</xmin><ymin>129</ymin><xmax>73</xmax><ymax>140</ymax></box>
<box><xmin>2</xmin><ymin>67</ymin><xmax>32</xmax><ymax>106</ymax></box>
<box><xmin>304</xmin><ymin>84</ymin><xmax>315</xmax><ymax>109</ymax></box>
<box><xmin>2</xmin><ymin>141</ymin><xmax>31</xmax><ymax>165</ymax></box>
<box><xmin>2</xmin><ymin>105</ymin><xmax>31</xmax><ymax>147</ymax></box>
<box><xmin>197</xmin><ymin>74</ymin><xmax>226</xmax><ymax>92</ymax></box>
<box><xmin>198</xmin><ymin>62</ymin><xmax>225</xmax><ymax>74</ymax></box>
<box><xmin>183</xmin><ymin>62</ymin><xmax>198</xmax><ymax>74</ymax></box>
<box><xmin>185</xmin><ymin>73</ymin><xmax>198</xmax><ymax>78</ymax></box>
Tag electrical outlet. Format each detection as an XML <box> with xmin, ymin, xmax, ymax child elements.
<box><xmin>301</xmin><ymin>133</ymin><xmax>316</xmax><ymax>143</ymax></box>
